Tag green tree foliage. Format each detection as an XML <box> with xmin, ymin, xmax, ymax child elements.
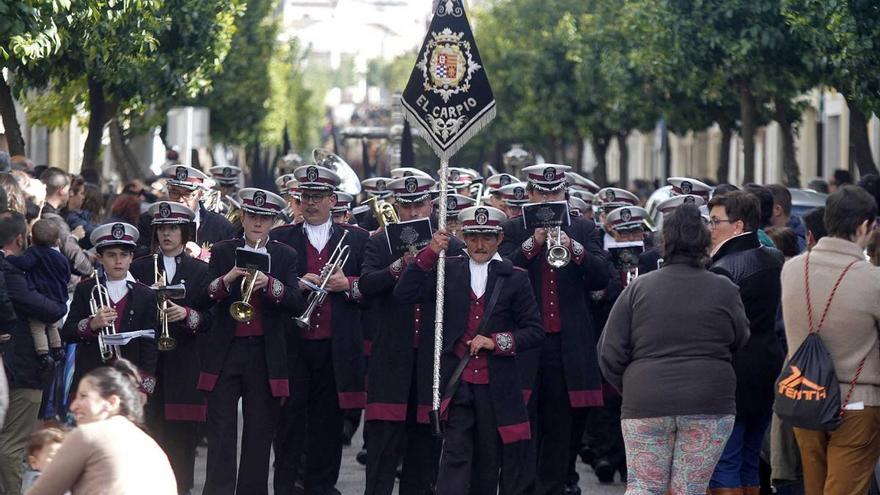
<box><xmin>783</xmin><ymin>0</ymin><xmax>880</xmax><ymax>175</ymax></box>
<box><xmin>264</xmin><ymin>39</ymin><xmax>321</xmax><ymax>152</ymax></box>
<box><xmin>14</xmin><ymin>0</ymin><xmax>241</xmax><ymax>175</ymax></box>
<box><xmin>0</xmin><ymin>0</ymin><xmax>70</xmax><ymax>156</ymax></box>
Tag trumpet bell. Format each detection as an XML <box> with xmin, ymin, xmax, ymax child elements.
<box><xmin>157</xmin><ymin>336</ymin><xmax>177</xmax><ymax>351</ymax></box>
<box><xmin>547</xmin><ymin>245</ymin><xmax>571</xmax><ymax>268</ymax></box>
<box><xmin>312</xmin><ymin>149</ymin><xmax>362</xmax><ymax>195</ymax></box>
<box><xmin>230</xmin><ymin>301</ymin><xmax>255</xmax><ymax>322</ymax></box>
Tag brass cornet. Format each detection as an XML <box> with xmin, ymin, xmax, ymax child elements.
<box><xmin>365</xmin><ymin>196</ymin><xmax>399</xmax><ymax>228</ymax></box>
<box><xmin>229</xmin><ymin>238</ymin><xmax>263</xmax><ymax>323</ymax></box>
<box><xmin>546</xmin><ymin>227</ymin><xmax>571</xmax><ymax>268</ymax></box>
<box><xmin>154</xmin><ymin>254</ymin><xmax>177</xmax><ymax>351</ymax></box>
<box><xmin>295</xmin><ymin>230</ymin><xmax>350</xmax><ymax>330</ymax></box>
<box><xmin>89</xmin><ymin>273</ymin><xmax>121</xmax><ymax>362</ymax></box>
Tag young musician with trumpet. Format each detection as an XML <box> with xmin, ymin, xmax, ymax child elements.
<box><xmin>196</xmin><ymin>188</ymin><xmax>303</xmax><ymax>495</ymax></box>
<box><xmin>498</xmin><ymin>164</ymin><xmax>609</xmax><ymax>495</ymax></box>
<box><xmin>130</xmin><ymin>201</ymin><xmax>210</xmax><ymax>495</ymax></box>
<box><xmin>271</xmin><ymin>164</ymin><xmax>369</xmax><ymax>495</ymax></box>
<box><xmin>61</xmin><ymin>223</ymin><xmax>158</xmax><ymax>402</ymax></box>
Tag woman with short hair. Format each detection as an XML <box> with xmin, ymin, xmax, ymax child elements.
<box><xmin>26</xmin><ymin>360</ymin><xmax>177</xmax><ymax>495</ymax></box>
<box><xmin>599</xmin><ymin>204</ymin><xmax>750</xmax><ymax>495</ymax></box>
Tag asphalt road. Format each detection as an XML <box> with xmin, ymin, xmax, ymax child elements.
<box><xmin>191</xmin><ymin>415</ymin><xmax>627</xmax><ymax>494</ymax></box>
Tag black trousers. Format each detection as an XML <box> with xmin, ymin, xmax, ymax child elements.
<box><xmin>566</xmin><ymin>408</ymin><xmax>589</xmax><ymax>486</ymax></box>
<box><xmin>365</xmin><ymin>352</ymin><xmax>438</xmax><ymax>495</ymax></box>
<box><xmin>276</xmin><ymin>339</ymin><xmax>345</xmax><ymax>495</ymax></box>
<box><xmin>437</xmin><ymin>381</ymin><xmax>532</xmax><ymax>495</ymax></box>
<box><xmin>203</xmin><ymin>337</ymin><xmax>280</xmax><ymax>495</ymax></box>
<box><xmin>533</xmin><ymin>334</ymin><xmax>573</xmax><ymax>495</ymax></box>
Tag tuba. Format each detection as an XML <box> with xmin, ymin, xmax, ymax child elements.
<box><xmin>295</xmin><ymin>230</ymin><xmax>350</xmax><ymax>330</ymax></box>
<box><xmin>364</xmin><ymin>196</ymin><xmax>399</xmax><ymax>229</ymax></box>
<box><xmin>546</xmin><ymin>227</ymin><xmax>571</xmax><ymax>268</ymax></box>
<box><xmin>89</xmin><ymin>272</ymin><xmax>121</xmax><ymax>362</ymax></box>
<box><xmin>154</xmin><ymin>254</ymin><xmax>177</xmax><ymax>351</ymax></box>
<box><xmin>229</xmin><ymin>238</ymin><xmax>263</xmax><ymax>323</ymax></box>
<box><xmin>312</xmin><ymin>149</ymin><xmax>363</xmax><ymax>195</ymax></box>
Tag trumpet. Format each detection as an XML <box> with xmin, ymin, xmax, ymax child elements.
<box><xmin>154</xmin><ymin>254</ymin><xmax>177</xmax><ymax>351</ymax></box>
<box><xmin>625</xmin><ymin>266</ymin><xmax>639</xmax><ymax>286</ymax></box>
<box><xmin>365</xmin><ymin>196</ymin><xmax>399</xmax><ymax>228</ymax></box>
<box><xmin>295</xmin><ymin>230</ymin><xmax>350</xmax><ymax>330</ymax></box>
<box><xmin>546</xmin><ymin>227</ymin><xmax>571</xmax><ymax>268</ymax></box>
<box><xmin>229</xmin><ymin>238</ymin><xmax>263</xmax><ymax>323</ymax></box>
<box><xmin>89</xmin><ymin>273</ymin><xmax>121</xmax><ymax>362</ymax></box>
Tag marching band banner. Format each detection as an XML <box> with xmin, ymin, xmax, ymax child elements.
<box><xmin>401</xmin><ymin>0</ymin><xmax>496</xmax><ymax>161</ymax></box>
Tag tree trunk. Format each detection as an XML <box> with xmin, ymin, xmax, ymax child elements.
<box><xmin>576</xmin><ymin>134</ymin><xmax>585</xmax><ymax>173</ymax></box>
<box><xmin>0</xmin><ymin>72</ymin><xmax>26</xmax><ymax>156</ymax></box>
<box><xmin>616</xmin><ymin>129</ymin><xmax>630</xmax><ymax>189</ymax></box>
<box><xmin>717</xmin><ymin>120</ymin><xmax>732</xmax><ymax>184</ymax></box>
<box><xmin>774</xmin><ymin>96</ymin><xmax>801</xmax><ymax>187</ymax></box>
<box><xmin>82</xmin><ymin>77</ymin><xmax>115</xmax><ymax>174</ymax></box>
<box><xmin>738</xmin><ymin>82</ymin><xmax>757</xmax><ymax>184</ymax></box>
<box><xmin>108</xmin><ymin>119</ymin><xmax>141</xmax><ymax>182</ymax></box>
<box><xmin>591</xmin><ymin>135</ymin><xmax>610</xmax><ymax>187</ymax></box>
<box><xmin>844</xmin><ymin>95</ymin><xmax>879</xmax><ymax>176</ymax></box>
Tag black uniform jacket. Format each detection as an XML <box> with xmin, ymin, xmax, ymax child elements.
<box><xmin>360</xmin><ymin>230</ymin><xmax>465</xmax><ymax>422</ymax></box>
<box><xmin>270</xmin><ymin>222</ymin><xmax>369</xmax><ymax>409</ymax></box>
<box><xmin>499</xmin><ymin>216</ymin><xmax>610</xmax><ymax>407</ymax></box>
<box><xmin>62</xmin><ymin>277</ymin><xmax>159</xmax><ymax>393</ymax></box>
<box><xmin>394</xmin><ymin>249</ymin><xmax>544</xmax><ymax>443</ymax></box>
<box><xmin>131</xmin><ymin>252</ymin><xmax>211</xmax><ymax>421</ymax></box>
<box><xmin>711</xmin><ymin>231</ymin><xmax>785</xmax><ymax>418</ymax></box>
<box><xmin>138</xmin><ymin>204</ymin><xmax>237</xmax><ymax>256</ymax></box>
<box><xmin>195</xmin><ymin>238</ymin><xmax>303</xmax><ymax>398</ymax></box>
<box><xmin>0</xmin><ymin>256</ymin><xmax>67</xmax><ymax>390</ymax></box>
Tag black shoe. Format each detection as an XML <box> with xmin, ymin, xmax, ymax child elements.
<box><xmin>579</xmin><ymin>446</ymin><xmax>596</xmax><ymax>467</ymax></box>
<box><xmin>356</xmin><ymin>448</ymin><xmax>368</xmax><ymax>466</ymax></box>
<box><xmin>564</xmin><ymin>482</ymin><xmax>582</xmax><ymax>494</ymax></box>
<box><xmin>49</xmin><ymin>347</ymin><xmax>66</xmax><ymax>362</ymax></box>
<box><xmin>594</xmin><ymin>459</ymin><xmax>615</xmax><ymax>484</ymax></box>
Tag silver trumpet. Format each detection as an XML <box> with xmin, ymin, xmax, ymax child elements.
<box><xmin>295</xmin><ymin>230</ymin><xmax>350</xmax><ymax>330</ymax></box>
<box><xmin>89</xmin><ymin>273</ymin><xmax>121</xmax><ymax>362</ymax></box>
<box><xmin>546</xmin><ymin>227</ymin><xmax>571</xmax><ymax>268</ymax></box>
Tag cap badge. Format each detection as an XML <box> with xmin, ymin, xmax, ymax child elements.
<box><xmin>175</xmin><ymin>167</ymin><xmax>188</xmax><ymax>181</ymax></box>
<box><xmin>543</xmin><ymin>167</ymin><xmax>556</xmax><ymax>182</ymax></box>
<box><xmin>376</xmin><ymin>180</ymin><xmax>386</xmax><ymax>191</ymax></box>
<box><xmin>606</xmin><ymin>190</ymin><xmax>616</xmax><ymax>202</ymax></box>
<box><xmin>253</xmin><ymin>191</ymin><xmax>267</xmax><ymax>208</ymax></box>
<box><xmin>475</xmin><ymin>208</ymin><xmax>489</xmax><ymax>225</ymax></box>
<box><xmin>405</xmin><ymin>177</ymin><xmax>418</xmax><ymax>193</ymax></box>
<box><xmin>159</xmin><ymin>202</ymin><xmax>172</xmax><ymax>218</ymax></box>
<box><xmin>514</xmin><ymin>187</ymin><xmax>525</xmax><ymax>200</ymax></box>
<box><xmin>447</xmin><ymin>196</ymin><xmax>458</xmax><ymax>210</ymax></box>
<box><xmin>223</xmin><ymin>167</ymin><xmax>233</xmax><ymax>178</ymax></box>
<box><xmin>681</xmin><ymin>181</ymin><xmax>693</xmax><ymax>194</ymax></box>
<box><xmin>684</xmin><ymin>195</ymin><xmax>696</xmax><ymax>205</ymax></box>
<box><xmin>450</xmin><ymin>170</ymin><xmax>460</xmax><ymax>181</ymax></box>
<box><xmin>620</xmin><ymin>208</ymin><xmax>632</xmax><ymax>222</ymax></box>
<box><xmin>111</xmin><ymin>223</ymin><xmax>125</xmax><ymax>240</ymax></box>
<box><xmin>306</xmin><ymin>166</ymin><xmax>319</xmax><ymax>183</ymax></box>
<box><xmin>403</xmin><ymin>171</ymin><xmax>414</xmax><ymax>177</ymax></box>
<box><xmin>499</xmin><ymin>175</ymin><xmax>512</xmax><ymax>186</ymax></box>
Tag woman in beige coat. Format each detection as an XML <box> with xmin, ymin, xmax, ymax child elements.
<box><xmin>27</xmin><ymin>360</ymin><xmax>176</xmax><ymax>495</ymax></box>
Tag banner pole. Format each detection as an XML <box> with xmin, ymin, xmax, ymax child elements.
<box><xmin>431</xmin><ymin>158</ymin><xmax>450</xmax><ymax>434</ymax></box>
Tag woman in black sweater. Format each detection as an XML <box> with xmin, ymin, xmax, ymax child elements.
<box><xmin>599</xmin><ymin>204</ymin><xmax>750</xmax><ymax>495</ymax></box>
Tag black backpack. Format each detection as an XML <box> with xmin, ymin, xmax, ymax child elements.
<box><xmin>773</xmin><ymin>255</ymin><xmax>864</xmax><ymax>431</ymax></box>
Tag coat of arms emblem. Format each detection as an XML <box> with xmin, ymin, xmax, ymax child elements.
<box><xmin>684</xmin><ymin>195</ymin><xmax>696</xmax><ymax>205</ymax></box>
<box><xmin>620</xmin><ymin>208</ymin><xmax>633</xmax><ymax>223</ymax></box>
<box><xmin>475</xmin><ymin>208</ymin><xmax>489</xmax><ymax>225</ymax></box>
<box><xmin>680</xmin><ymin>181</ymin><xmax>693</xmax><ymax>194</ymax></box>
<box><xmin>223</xmin><ymin>168</ymin><xmax>233</xmax><ymax>178</ymax></box>
<box><xmin>306</xmin><ymin>166</ymin><xmax>319</xmax><ymax>183</ymax></box>
<box><xmin>447</xmin><ymin>196</ymin><xmax>458</xmax><ymax>210</ymax></box>
<box><xmin>253</xmin><ymin>191</ymin><xmax>267</xmax><ymax>208</ymax></box>
<box><xmin>606</xmin><ymin>190</ymin><xmax>617</xmax><ymax>202</ymax></box>
<box><xmin>543</xmin><ymin>167</ymin><xmax>556</xmax><ymax>182</ymax></box>
<box><xmin>159</xmin><ymin>202</ymin><xmax>172</xmax><ymax>218</ymax></box>
<box><xmin>175</xmin><ymin>167</ymin><xmax>188</xmax><ymax>181</ymax></box>
<box><xmin>376</xmin><ymin>180</ymin><xmax>386</xmax><ymax>191</ymax></box>
<box><xmin>405</xmin><ymin>178</ymin><xmax>419</xmax><ymax>194</ymax></box>
<box><xmin>419</xmin><ymin>28</ymin><xmax>482</xmax><ymax>104</ymax></box>
<box><xmin>400</xmin><ymin>226</ymin><xmax>419</xmax><ymax>245</ymax></box>
<box><xmin>514</xmin><ymin>187</ymin><xmax>525</xmax><ymax>200</ymax></box>
<box><xmin>499</xmin><ymin>175</ymin><xmax>511</xmax><ymax>186</ymax></box>
<box><xmin>111</xmin><ymin>224</ymin><xmax>125</xmax><ymax>240</ymax></box>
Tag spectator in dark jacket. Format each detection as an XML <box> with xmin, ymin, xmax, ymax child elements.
<box><xmin>64</xmin><ymin>178</ymin><xmax>102</xmax><ymax>249</ymax></box>
<box><xmin>0</xmin><ymin>210</ymin><xmax>67</xmax><ymax>494</ymax></box>
<box><xmin>707</xmin><ymin>191</ymin><xmax>785</xmax><ymax>494</ymax></box>
<box><xmin>599</xmin><ymin>204</ymin><xmax>750</xmax><ymax>495</ymax></box>
<box><xmin>768</xmin><ymin>184</ymin><xmax>806</xmax><ymax>253</ymax></box>
<box><xmin>6</xmin><ymin>219</ymin><xmax>70</xmax><ymax>362</ymax></box>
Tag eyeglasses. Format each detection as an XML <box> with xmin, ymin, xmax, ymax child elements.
<box><xmin>300</xmin><ymin>192</ymin><xmax>330</xmax><ymax>203</ymax></box>
<box><xmin>707</xmin><ymin>218</ymin><xmax>735</xmax><ymax>229</ymax></box>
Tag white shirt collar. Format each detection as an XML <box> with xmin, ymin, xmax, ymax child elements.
<box><xmin>241</xmin><ymin>237</ymin><xmax>269</xmax><ymax>254</ymax></box>
<box><xmin>105</xmin><ymin>272</ymin><xmax>136</xmax><ymax>304</ymax></box>
<box><xmin>304</xmin><ymin>219</ymin><xmax>333</xmax><ymax>253</ymax></box>
<box><xmin>467</xmin><ymin>252</ymin><xmax>502</xmax><ymax>298</ymax></box>
<box><xmin>162</xmin><ymin>254</ymin><xmax>177</xmax><ymax>282</ymax></box>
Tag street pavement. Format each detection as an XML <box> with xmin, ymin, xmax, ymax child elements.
<box><xmin>191</xmin><ymin>414</ymin><xmax>627</xmax><ymax>494</ymax></box>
